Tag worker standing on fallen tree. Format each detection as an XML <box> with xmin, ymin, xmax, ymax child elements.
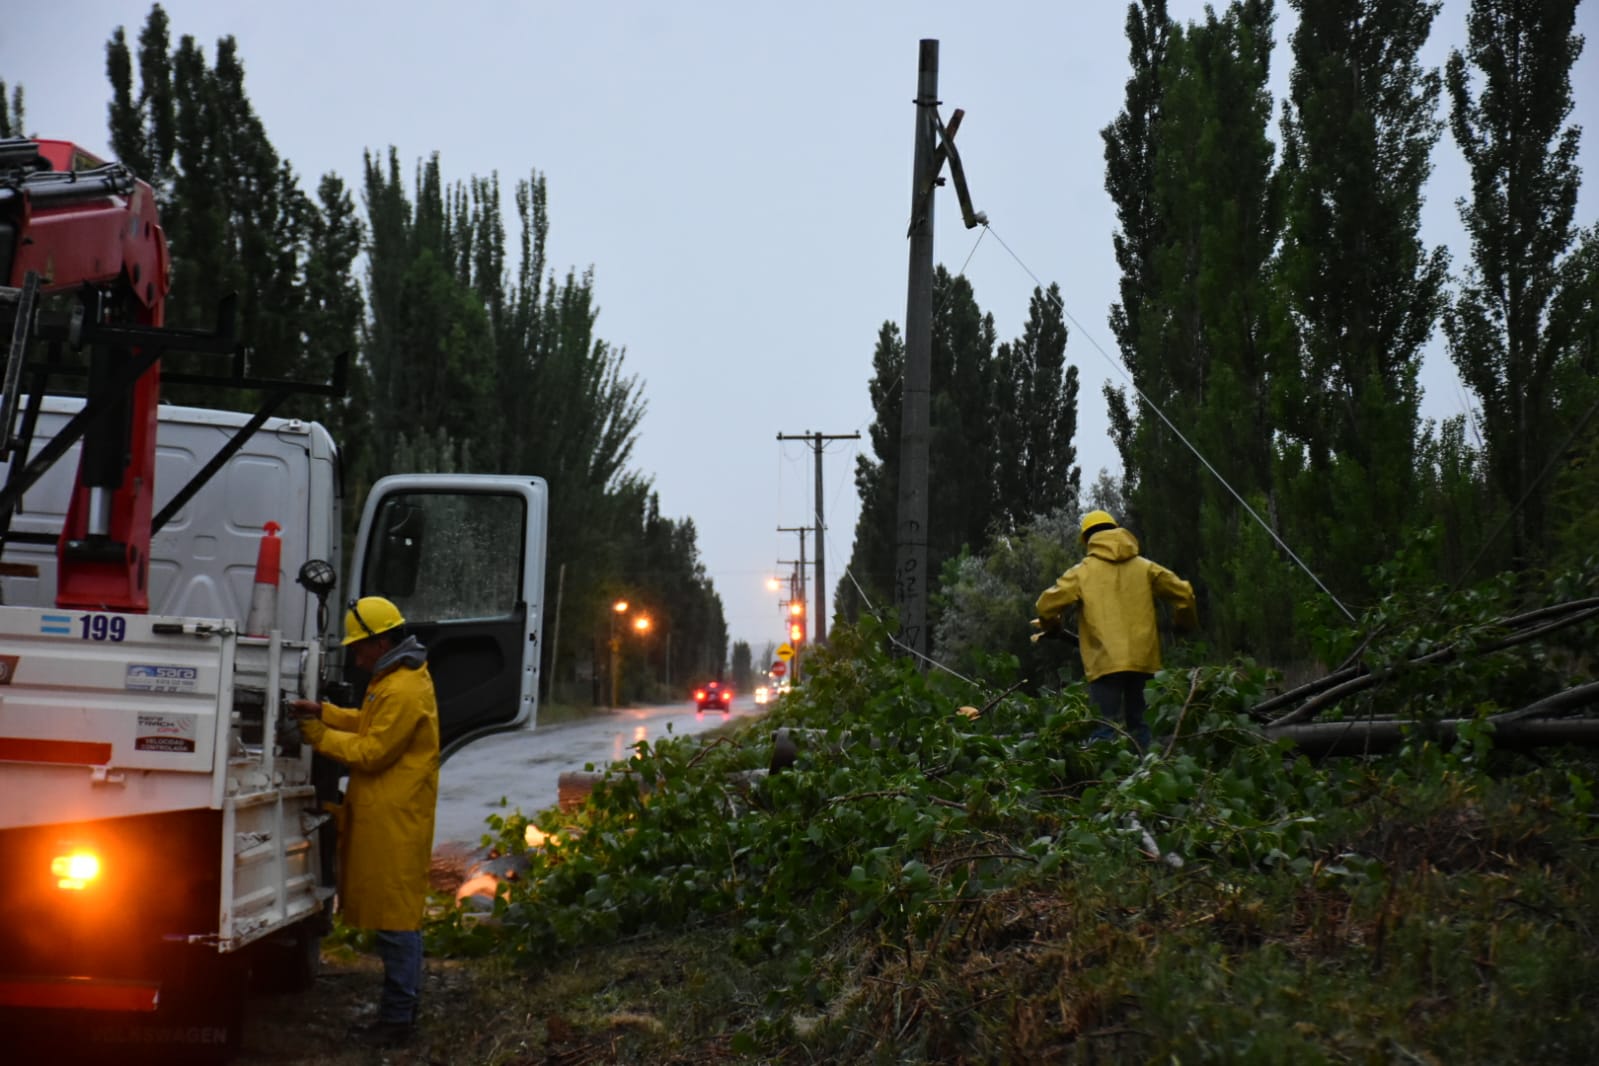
<box><xmin>1033</xmin><ymin>510</ymin><xmax>1198</xmax><ymax>751</ymax></box>
<box><xmin>290</xmin><ymin>595</ymin><xmax>440</xmax><ymax>1048</ymax></box>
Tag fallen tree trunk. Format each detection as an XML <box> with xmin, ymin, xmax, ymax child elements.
<box><xmin>1261</xmin><ymin>601</ymin><xmax>1599</xmax><ymax>727</ymax></box>
<box><xmin>1489</xmin><ymin>680</ymin><xmax>1599</xmax><ymax>723</ymax></box>
<box><xmin>1267</xmin><ymin>717</ymin><xmax>1599</xmax><ymax>758</ymax></box>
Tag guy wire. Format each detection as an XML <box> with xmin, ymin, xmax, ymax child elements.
<box><xmin>980</xmin><ymin>222</ymin><xmax>1357</xmax><ymax>623</ymax></box>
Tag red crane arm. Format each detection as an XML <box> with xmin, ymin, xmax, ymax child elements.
<box><xmin>1</xmin><ymin>139</ymin><xmax>170</xmax><ymax>611</ymax></box>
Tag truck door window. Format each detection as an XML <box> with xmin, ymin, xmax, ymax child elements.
<box><xmin>361</xmin><ymin>491</ymin><xmax>524</xmax><ymax>622</ymax></box>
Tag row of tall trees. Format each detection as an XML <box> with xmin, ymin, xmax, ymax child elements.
<box><xmin>849</xmin><ymin>0</ymin><xmax>1595</xmax><ymax>673</ymax></box>
<box><xmin>838</xmin><ymin>270</ymin><xmax>1081</xmax><ymax>632</ymax></box>
<box><xmin>82</xmin><ymin>5</ymin><xmax>726</xmax><ymax>700</ymax></box>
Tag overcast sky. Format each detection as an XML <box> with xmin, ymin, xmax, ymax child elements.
<box><xmin>6</xmin><ymin>1</ymin><xmax>1597</xmax><ymax>659</ymax></box>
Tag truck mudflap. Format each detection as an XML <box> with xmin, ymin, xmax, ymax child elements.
<box><xmin>4</xmin><ymin>954</ymin><xmax>249</xmax><ymax>1063</ymax></box>
<box><xmin>0</xmin><ymin>975</ymin><xmax>160</xmax><ymax>1011</ymax></box>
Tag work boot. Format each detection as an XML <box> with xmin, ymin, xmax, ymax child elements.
<box><xmin>351</xmin><ymin>1019</ymin><xmax>416</xmax><ymax>1049</ymax></box>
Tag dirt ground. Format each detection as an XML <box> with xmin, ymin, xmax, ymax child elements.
<box><xmin>239</xmin><ymin>950</ymin><xmax>533</xmax><ymax>1066</ymax></box>
<box><xmin>235</xmin><ymin>937</ymin><xmax>747</xmax><ymax>1066</ymax></box>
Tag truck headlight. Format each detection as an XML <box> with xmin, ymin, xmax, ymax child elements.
<box><xmin>51</xmin><ymin>850</ymin><xmax>102</xmax><ymax>891</ymax></box>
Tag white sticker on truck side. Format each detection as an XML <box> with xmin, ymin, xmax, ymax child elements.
<box><xmin>125</xmin><ymin>664</ymin><xmax>199</xmax><ymax>693</ymax></box>
<box><xmin>135</xmin><ymin>712</ymin><xmax>197</xmax><ymax>753</ymax></box>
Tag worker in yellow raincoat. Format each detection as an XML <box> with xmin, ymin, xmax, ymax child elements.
<box><xmin>1033</xmin><ymin>510</ymin><xmax>1197</xmax><ymax>750</ymax></box>
<box><xmin>289</xmin><ymin>595</ymin><xmax>439</xmax><ymax>1048</ymax></box>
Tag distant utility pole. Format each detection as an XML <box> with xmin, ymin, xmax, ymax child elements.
<box><xmin>776</xmin><ymin>526</ymin><xmax>808</xmax><ymax>631</ymax></box>
<box><xmin>777</xmin><ymin>429</ymin><xmax>859</xmax><ymax>644</ymax></box>
<box><xmin>896</xmin><ymin>38</ymin><xmax>983</xmax><ymax>667</ymax></box>
<box><xmin>777</xmin><ymin>555</ymin><xmax>805</xmax><ymax>684</ymax></box>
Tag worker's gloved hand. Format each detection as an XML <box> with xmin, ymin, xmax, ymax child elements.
<box><xmin>286</xmin><ymin>698</ymin><xmax>321</xmax><ymax>720</ymax></box>
<box><xmin>298</xmin><ymin>715</ymin><xmax>326</xmax><ymax>745</ymax></box>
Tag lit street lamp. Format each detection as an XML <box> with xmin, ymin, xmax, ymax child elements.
<box><xmin>609</xmin><ymin>600</ymin><xmax>629</xmax><ymax>708</ymax></box>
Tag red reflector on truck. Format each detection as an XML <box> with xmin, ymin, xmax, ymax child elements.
<box><xmin>0</xmin><ymin>976</ymin><xmax>160</xmax><ymax>1011</ymax></box>
<box><xmin>0</xmin><ymin>737</ymin><xmax>114</xmax><ymax>765</ymax></box>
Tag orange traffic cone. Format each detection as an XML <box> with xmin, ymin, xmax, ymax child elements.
<box><xmin>245</xmin><ymin>521</ymin><xmax>282</xmax><ymax>636</ymax></box>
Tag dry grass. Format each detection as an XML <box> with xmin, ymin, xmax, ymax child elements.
<box><xmin>236</xmin><ymin>931</ymin><xmax>759</xmax><ymax>1065</ymax></box>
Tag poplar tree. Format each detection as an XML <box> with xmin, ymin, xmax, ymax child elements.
<box><xmin>1445</xmin><ymin>0</ymin><xmax>1590</xmax><ymax>563</ymax></box>
<box><xmin>1275</xmin><ymin>0</ymin><xmax>1449</xmax><ymax>604</ymax></box>
<box><xmin>105</xmin><ymin>9</ymin><xmax>335</xmax><ymax>405</ymax></box>
<box><xmin>1103</xmin><ymin>1</ymin><xmax>1283</xmax><ymax>652</ymax></box>
<box><xmin>928</xmin><ymin>267</ymin><xmax>1001</xmax><ymax>573</ymax></box>
<box><xmin>0</xmin><ymin>82</ymin><xmax>24</xmax><ymax>137</ymax></box>
<box><xmin>1102</xmin><ymin>0</ymin><xmax>1172</xmax><ymax>489</ymax></box>
<box><xmin>991</xmin><ymin>284</ymin><xmax>1080</xmax><ymax>531</ymax></box>
<box><xmin>838</xmin><ymin>323</ymin><xmax>904</xmax><ymax>623</ymax></box>
<box><xmin>842</xmin><ymin>269</ymin><xmax>1010</xmax><ymax>633</ymax></box>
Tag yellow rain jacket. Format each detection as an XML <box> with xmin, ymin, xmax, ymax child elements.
<box><xmin>1035</xmin><ymin>527</ymin><xmax>1197</xmax><ymax>681</ymax></box>
<box><xmin>301</xmin><ymin>637</ymin><xmax>440</xmax><ymax>931</ymax></box>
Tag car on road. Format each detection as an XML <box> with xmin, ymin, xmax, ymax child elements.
<box><xmin>694</xmin><ymin>681</ymin><xmax>733</xmax><ymax>714</ymax></box>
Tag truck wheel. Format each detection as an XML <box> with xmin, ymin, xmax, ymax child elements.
<box><xmin>247</xmin><ymin>915</ymin><xmax>326</xmax><ymax>994</ymax></box>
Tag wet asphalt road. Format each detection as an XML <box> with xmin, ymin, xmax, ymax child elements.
<box><xmin>434</xmin><ymin>697</ymin><xmax>765</xmax><ymax>845</ymax></box>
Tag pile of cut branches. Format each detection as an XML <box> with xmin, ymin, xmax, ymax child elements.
<box><xmin>1256</xmin><ymin>592</ymin><xmax>1599</xmax><ymax>756</ymax></box>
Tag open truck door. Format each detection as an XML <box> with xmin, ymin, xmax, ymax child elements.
<box><xmin>350</xmin><ymin>474</ymin><xmax>548</xmax><ymax>757</ymax></box>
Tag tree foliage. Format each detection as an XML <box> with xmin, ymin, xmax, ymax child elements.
<box><xmin>94</xmin><ymin>5</ymin><xmax>721</xmax><ymax>703</ymax></box>
<box><xmin>439</xmin><ymin>601</ymin><xmax>1599</xmax><ymax>1062</ymax></box>
<box><xmin>841</xmin><ymin>270</ymin><xmax>1080</xmax><ymax>639</ymax></box>
<box><xmin>1445</xmin><ymin>0</ymin><xmax>1592</xmax><ymax>564</ymax></box>
<box><xmin>1102</xmin><ymin>0</ymin><xmax>1286</xmax><ymax>655</ymax></box>
<box><xmin>0</xmin><ymin>81</ymin><xmax>24</xmax><ymax>137</ymax></box>
<box><xmin>1276</xmin><ymin>0</ymin><xmax>1450</xmax><ymax>609</ymax></box>
<box><xmin>990</xmin><ymin>284</ymin><xmax>1081</xmax><ymax>532</ymax></box>
<box><xmin>105</xmin><ymin>9</ymin><xmax>359</xmax><ymax>423</ymax></box>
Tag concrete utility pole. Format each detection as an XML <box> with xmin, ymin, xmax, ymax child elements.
<box><xmin>777</xmin><ymin>430</ymin><xmax>860</xmax><ymax>644</ymax></box>
<box><xmin>895</xmin><ymin>39</ymin><xmax>939</xmax><ymax>664</ymax></box>
<box><xmin>895</xmin><ymin>39</ymin><xmax>984</xmax><ymax>668</ymax></box>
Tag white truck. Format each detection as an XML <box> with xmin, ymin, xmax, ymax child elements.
<box><xmin>0</xmin><ymin>398</ymin><xmax>548</xmax><ymax>1057</ymax></box>
<box><xmin>0</xmin><ymin>135</ymin><xmax>548</xmax><ymax>1060</ymax></box>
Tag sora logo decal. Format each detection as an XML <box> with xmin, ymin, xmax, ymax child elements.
<box><xmin>125</xmin><ymin>664</ymin><xmax>199</xmax><ymax>693</ymax></box>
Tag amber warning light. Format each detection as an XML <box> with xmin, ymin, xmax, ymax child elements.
<box><xmin>52</xmin><ymin>850</ymin><xmax>101</xmax><ymax>891</ymax></box>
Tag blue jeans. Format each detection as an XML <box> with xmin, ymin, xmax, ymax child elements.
<box><xmin>1088</xmin><ymin>672</ymin><xmax>1152</xmax><ymax>750</ymax></box>
<box><xmin>374</xmin><ymin>929</ymin><xmax>423</xmax><ymax>1024</ymax></box>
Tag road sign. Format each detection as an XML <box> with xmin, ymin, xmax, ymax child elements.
<box><xmin>771</xmin><ymin>661</ymin><xmax>787</xmax><ymax>678</ymax></box>
<box><xmin>776</xmin><ymin>642</ymin><xmax>795</xmax><ymax>661</ymax></box>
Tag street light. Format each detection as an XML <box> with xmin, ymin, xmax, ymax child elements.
<box><xmin>609</xmin><ymin>600</ymin><xmax>630</xmax><ymax>708</ymax></box>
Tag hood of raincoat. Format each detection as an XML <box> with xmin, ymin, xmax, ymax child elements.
<box><xmin>1085</xmin><ymin>526</ymin><xmax>1142</xmax><ymax>564</ymax></box>
<box><xmin>375</xmin><ymin>633</ymin><xmax>428</xmax><ymax>674</ymax></box>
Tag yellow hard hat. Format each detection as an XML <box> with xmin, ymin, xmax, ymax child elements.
<box><xmin>1079</xmin><ymin>509</ymin><xmax>1118</xmax><ymax>543</ymax></box>
<box><xmin>342</xmin><ymin>596</ymin><xmax>405</xmax><ymax>646</ymax></box>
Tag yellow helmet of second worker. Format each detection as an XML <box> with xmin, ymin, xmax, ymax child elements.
<box><xmin>342</xmin><ymin>595</ymin><xmax>405</xmax><ymax>646</ymax></box>
<box><xmin>1079</xmin><ymin>509</ymin><xmax>1118</xmax><ymax>544</ymax></box>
